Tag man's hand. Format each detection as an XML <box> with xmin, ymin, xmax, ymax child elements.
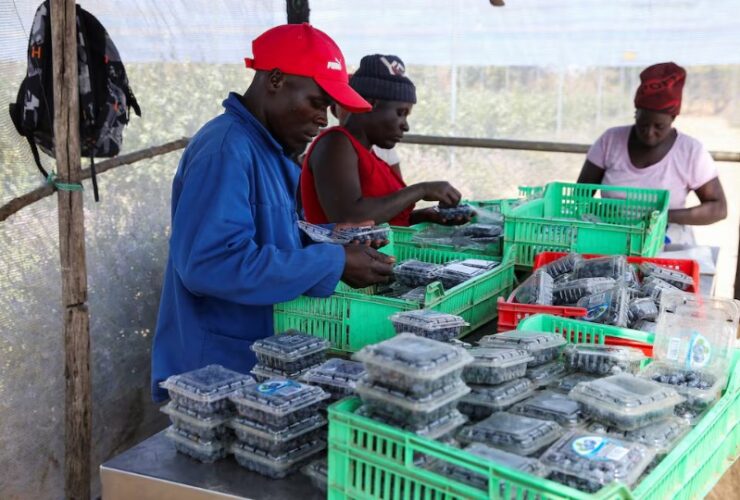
<box><xmin>341</xmin><ymin>245</ymin><xmax>395</xmax><ymax>288</ymax></box>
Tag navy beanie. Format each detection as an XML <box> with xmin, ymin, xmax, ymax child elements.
<box><xmin>349</xmin><ymin>54</ymin><xmax>417</xmax><ymax>104</ymax></box>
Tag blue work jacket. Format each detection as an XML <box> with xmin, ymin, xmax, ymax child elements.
<box><xmin>151</xmin><ymin>93</ymin><xmax>344</xmax><ymax>401</ymax></box>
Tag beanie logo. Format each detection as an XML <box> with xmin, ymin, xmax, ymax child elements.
<box><xmin>380</xmin><ymin>56</ymin><xmax>406</xmax><ymax>76</ymax></box>
<box><xmin>327</xmin><ymin>58</ymin><xmax>342</xmax><ymax>71</ymax></box>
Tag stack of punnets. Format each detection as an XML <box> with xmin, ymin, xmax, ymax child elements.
<box><xmin>497</xmin><ymin>251</ymin><xmax>701</xmax><ymax>340</ymax></box>
<box><xmin>326</xmin><ymin>312</ymin><xmax>739</xmax><ymax>499</ymax></box>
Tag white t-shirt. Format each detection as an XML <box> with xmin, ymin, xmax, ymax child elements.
<box><xmin>586</xmin><ymin>126</ymin><xmax>718</xmax><ymax>209</ymax></box>
<box><xmin>372</xmin><ymin>146</ymin><xmax>400</xmax><ymax>166</ymax></box>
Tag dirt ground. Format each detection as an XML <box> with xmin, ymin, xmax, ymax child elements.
<box><xmin>707</xmin><ymin>460</ymin><xmax>740</xmax><ymax>499</ymax></box>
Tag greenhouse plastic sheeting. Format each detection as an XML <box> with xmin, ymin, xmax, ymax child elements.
<box><xmin>1</xmin><ymin>1</ymin><xmax>739</xmax><ymax>497</ymax></box>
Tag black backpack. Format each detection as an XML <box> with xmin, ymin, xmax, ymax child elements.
<box><xmin>9</xmin><ymin>1</ymin><xmax>141</xmax><ymax>201</ymax></box>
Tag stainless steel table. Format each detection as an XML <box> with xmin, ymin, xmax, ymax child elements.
<box><xmin>100</xmin><ymin>431</ymin><xmax>325</xmax><ymax>500</ymax></box>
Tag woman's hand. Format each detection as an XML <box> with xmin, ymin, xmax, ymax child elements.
<box><xmin>410</xmin><ymin>207</ymin><xmax>474</xmax><ymax>226</ymax></box>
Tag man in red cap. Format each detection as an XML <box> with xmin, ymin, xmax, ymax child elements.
<box><xmin>150</xmin><ymin>24</ymin><xmax>394</xmax><ymax>401</ymax></box>
<box><xmin>578</xmin><ymin>62</ymin><xmax>726</xmax><ymax>245</ymax></box>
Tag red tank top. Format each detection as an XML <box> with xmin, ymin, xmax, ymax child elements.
<box><xmin>300</xmin><ymin>126</ymin><xmax>414</xmax><ymax>226</ymax></box>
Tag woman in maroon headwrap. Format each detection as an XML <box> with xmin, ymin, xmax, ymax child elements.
<box><xmin>577</xmin><ymin>62</ymin><xmax>727</xmax><ymax>244</ymax></box>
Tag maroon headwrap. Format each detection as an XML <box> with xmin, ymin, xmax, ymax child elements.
<box><xmin>634</xmin><ymin>62</ymin><xmax>686</xmax><ymax>115</ymax></box>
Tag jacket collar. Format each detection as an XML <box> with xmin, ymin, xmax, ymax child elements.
<box><xmin>223</xmin><ymin>92</ymin><xmax>285</xmax><ymax>154</ymax></box>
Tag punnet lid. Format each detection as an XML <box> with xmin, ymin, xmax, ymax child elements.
<box><xmin>652</xmin><ymin>293</ymin><xmax>739</xmax><ymax>377</ymax></box>
<box><xmin>389</xmin><ymin>310</ymin><xmax>468</xmax><ymax>331</ymax></box>
<box><xmin>160</xmin><ymin>365</ymin><xmax>255</xmax><ymax>403</ymax></box>
<box><xmin>229</xmin><ymin>379</ymin><xmax>329</xmax><ymax>416</ymax></box>
<box><xmin>250</xmin><ymin>332</ymin><xmax>330</xmax><ymax>362</ymax></box>
<box><xmin>352</xmin><ymin>333</ymin><xmax>473</xmax><ymax>380</ymax></box>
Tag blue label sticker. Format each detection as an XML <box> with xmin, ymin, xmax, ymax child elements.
<box><xmin>257</xmin><ymin>379</ymin><xmax>300</xmax><ymax>395</ymax></box>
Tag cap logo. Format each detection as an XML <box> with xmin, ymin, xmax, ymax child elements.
<box><xmin>380</xmin><ymin>56</ymin><xmax>406</xmax><ymax>76</ymax></box>
<box><xmin>327</xmin><ymin>58</ymin><xmax>342</xmax><ymax>71</ymax></box>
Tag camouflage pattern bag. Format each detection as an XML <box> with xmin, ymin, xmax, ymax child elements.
<box><xmin>8</xmin><ymin>0</ymin><xmax>141</xmax><ymax>201</ymax></box>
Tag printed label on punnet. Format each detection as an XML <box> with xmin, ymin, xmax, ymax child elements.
<box><xmin>257</xmin><ymin>380</ymin><xmax>301</xmax><ymax>395</ymax></box>
<box><xmin>572</xmin><ymin>436</ymin><xmax>628</xmax><ymax>461</ymax></box>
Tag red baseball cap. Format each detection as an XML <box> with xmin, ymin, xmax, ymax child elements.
<box><xmin>245</xmin><ymin>23</ymin><xmax>371</xmax><ymax>113</ymax></box>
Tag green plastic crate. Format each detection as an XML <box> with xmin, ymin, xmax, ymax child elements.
<box><xmin>273</xmin><ymin>244</ymin><xmax>515</xmax><ymax>354</ymax></box>
<box><xmin>503</xmin><ymin>182</ymin><xmax>669</xmax><ymax>268</ymax></box>
<box><xmin>327</xmin><ymin>314</ymin><xmax>739</xmax><ymax>499</ymax></box>
<box><xmin>391</xmin><ymin>198</ymin><xmax>516</xmax><ymax>258</ymax></box>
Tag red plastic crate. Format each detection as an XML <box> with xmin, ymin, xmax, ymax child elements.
<box><xmin>497</xmin><ymin>252</ymin><xmax>701</xmax><ymax>342</ymax></box>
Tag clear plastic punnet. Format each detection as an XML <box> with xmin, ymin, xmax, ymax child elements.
<box><xmin>459</xmin><ymin>223</ymin><xmax>503</xmax><ymax>239</ymax></box>
<box><xmin>165</xmin><ymin>426</ymin><xmax>229</xmax><ymax>463</ymax></box>
<box><xmin>540</xmin><ymin>431</ymin><xmax>656</xmax><ymax>493</ymax></box>
<box><xmin>399</xmin><ymin>286</ymin><xmax>427</xmax><ymax>304</ymax></box>
<box><xmin>231</xmin><ymin>439</ymin><xmax>326</xmax><ymax>479</ymax></box>
<box><xmin>572</xmin><ymin>255</ymin><xmax>628</xmax><ymax>281</ymax></box>
<box><xmin>229</xmin><ymin>414</ymin><xmax>326</xmax><ymax>454</ymax></box>
<box><xmin>302</xmin><ymin>458</ymin><xmax>328</xmax><ymax>493</ymax></box>
<box><xmin>639</xmin><ymin>262</ymin><xmax>694</xmax><ymax>291</ymax></box>
<box><xmin>457</xmin><ymin>379</ymin><xmax>535</xmax><ymax>420</ymax></box>
<box><xmin>459</xmin><ymin>258</ymin><xmax>500</xmax><ymax>270</ymax></box>
<box><xmin>525</xmin><ymin>361</ymin><xmax>569</xmax><ymax>388</ymax></box>
<box><xmin>510</xmin><ymin>390</ymin><xmax>584</xmax><ymax>428</ymax></box>
<box><xmin>333</xmin><ymin>225</ymin><xmax>391</xmax><ymax>245</ymax></box>
<box><xmin>297</xmin><ymin>220</ymin><xmax>389</xmax><ymax>245</ymax></box>
<box><xmin>552</xmin><ymin>277</ymin><xmax>617</xmax><ymax>305</ymax></box>
<box><xmin>643</xmin><ymin>293</ymin><xmax>739</xmax><ymax>403</ymax></box>
<box><xmin>389</xmin><ymin>310</ymin><xmax>468</xmax><ymax>342</ymax></box>
<box><xmin>393</xmin><ymin>259</ymin><xmax>445</xmax><ymax>287</ymax></box>
<box><xmin>576</xmin><ymin>286</ymin><xmax>629</xmax><ymax>327</ymax></box>
<box><xmin>627</xmin><ymin>297</ymin><xmax>659</xmax><ymax>326</ymax></box>
<box><xmin>674</xmin><ymin>400</ymin><xmax>716</xmax><ymax>425</ymax></box>
<box><xmin>352</xmin><ymin>334</ymin><xmax>473</xmax><ymax>394</ymax></box>
<box><xmin>435</xmin><ymin>203</ymin><xmax>476</xmax><ymax>219</ymax></box>
<box><xmin>462</xmin><ymin>347</ymin><xmax>533</xmax><ymax>385</ymax></box>
<box><xmin>640</xmin><ymin>276</ymin><xmax>681</xmax><ymax>302</ymax></box>
<box><xmin>540</xmin><ymin>253</ymin><xmax>583</xmax><ymax>279</ymax></box>
<box><xmin>587</xmin><ymin>416</ymin><xmax>690</xmax><ymax>455</ymax></box>
<box><xmin>300</xmin><ymin>358</ymin><xmax>365</xmax><ymax>400</ymax></box>
<box><xmin>513</xmin><ymin>269</ymin><xmax>554</xmax><ymax>305</ymax></box>
<box><xmin>229</xmin><ymin>379</ymin><xmax>329</xmax><ymax>429</ymax></box>
<box><xmin>433</xmin><ymin>261</ymin><xmax>487</xmax><ymax>289</ymax></box>
<box><xmin>250</xmin><ymin>332</ymin><xmax>329</xmax><ymax>372</ymax></box>
<box><xmin>436</xmin><ymin>443</ymin><xmax>548</xmax><ymax>491</ymax></box>
<box><xmin>479</xmin><ymin>330</ymin><xmax>566</xmax><ymax>366</ymax></box>
<box><xmin>632</xmin><ymin>319</ymin><xmax>657</xmax><ymax>333</ymax></box>
<box><xmin>550</xmin><ymin>372</ymin><xmax>598</xmax><ymax>394</ymax></box>
<box><xmin>160</xmin><ymin>364</ymin><xmax>255</xmax><ymax>415</ymax></box>
<box><xmin>355</xmin><ymin>377</ymin><xmax>470</xmax><ymax>426</ymax></box>
<box><xmin>563</xmin><ymin>344</ymin><xmax>646</xmax><ymax>375</ymax></box>
<box><xmin>250</xmin><ymin>363</ymin><xmax>317</xmax><ymax>382</ymax></box>
<box><xmin>160</xmin><ymin>402</ymin><xmax>231</xmax><ymax>440</ymax></box>
<box><xmin>641</xmin><ymin>363</ymin><xmax>723</xmax><ymax>412</ymax></box>
<box><xmin>457</xmin><ymin>411</ymin><xmax>563</xmax><ymax>456</ymax></box>
<box><xmin>569</xmin><ymin>374</ymin><xmax>683</xmax><ymax>430</ymax></box>
<box><xmin>356</xmin><ymin>405</ymin><xmax>468</xmax><ymax>439</ymax></box>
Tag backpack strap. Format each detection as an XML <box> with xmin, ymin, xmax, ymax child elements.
<box><xmin>89</xmin><ymin>157</ymin><xmax>100</xmax><ymax>202</ymax></box>
<box><xmin>26</xmin><ymin>136</ymin><xmax>49</xmax><ymax>179</ymax></box>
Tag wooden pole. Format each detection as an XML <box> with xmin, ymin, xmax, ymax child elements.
<box><xmin>286</xmin><ymin>0</ymin><xmax>310</xmax><ymax>23</ymax></box>
<box><xmin>50</xmin><ymin>1</ymin><xmax>91</xmax><ymax>498</ymax></box>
